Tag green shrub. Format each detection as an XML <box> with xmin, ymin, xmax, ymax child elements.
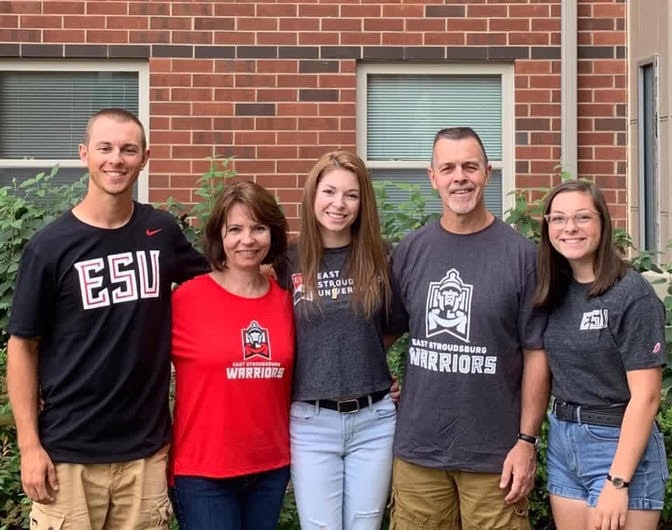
<box><xmin>0</xmin><ymin>168</ymin><xmax>87</xmax><ymax>347</ymax></box>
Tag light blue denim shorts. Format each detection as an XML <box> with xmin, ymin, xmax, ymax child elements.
<box><xmin>546</xmin><ymin>411</ymin><xmax>669</xmax><ymax>509</ymax></box>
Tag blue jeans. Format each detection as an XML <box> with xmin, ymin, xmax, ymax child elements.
<box><xmin>290</xmin><ymin>393</ymin><xmax>396</xmax><ymax>530</ymax></box>
<box><xmin>170</xmin><ymin>465</ymin><xmax>290</xmax><ymax>530</ymax></box>
<box><xmin>546</xmin><ymin>412</ymin><xmax>668</xmax><ymax>509</ymax></box>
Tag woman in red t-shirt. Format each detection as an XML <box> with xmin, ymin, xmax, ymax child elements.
<box><xmin>169</xmin><ymin>181</ymin><xmax>294</xmax><ymax>530</ymax></box>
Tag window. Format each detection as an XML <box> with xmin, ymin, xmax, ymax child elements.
<box><xmin>638</xmin><ymin>59</ymin><xmax>659</xmax><ymax>251</ymax></box>
<box><xmin>357</xmin><ymin>63</ymin><xmax>514</xmax><ymax>218</ymax></box>
<box><xmin>0</xmin><ymin>61</ymin><xmax>149</xmax><ymax>201</ymax></box>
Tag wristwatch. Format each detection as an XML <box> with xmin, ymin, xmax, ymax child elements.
<box><xmin>606</xmin><ymin>474</ymin><xmax>630</xmax><ymax>489</ymax></box>
<box><xmin>517</xmin><ymin>432</ymin><xmax>541</xmax><ymax>450</ymax></box>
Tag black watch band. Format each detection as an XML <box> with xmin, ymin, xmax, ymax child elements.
<box><xmin>606</xmin><ymin>473</ymin><xmax>630</xmax><ymax>488</ymax></box>
<box><xmin>517</xmin><ymin>432</ymin><xmax>540</xmax><ymax>448</ymax></box>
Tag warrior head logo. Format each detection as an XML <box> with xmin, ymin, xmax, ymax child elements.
<box><xmin>242</xmin><ymin>320</ymin><xmax>271</xmax><ymax>360</ymax></box>
<box><xmin>425</xmin><ymin>268</ymin><xmax>472</xmax><ymax>342</ymax></box>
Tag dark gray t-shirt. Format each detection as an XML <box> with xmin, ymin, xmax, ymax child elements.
<box><xmin>389</xmin><ymin>218</ymin><xmax>545</xmax><ymax>473</ymax></box>
<box><xmin>280</xmin><ymin>245</ymin><xmax>392</xmax><ymax>401</ymax></box>
<box><xmin>544</xmin><ymin>268</ymin><xmax>667</xmax><ymax>406</ymax></box>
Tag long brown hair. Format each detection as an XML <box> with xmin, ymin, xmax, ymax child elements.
<box><xmin>298</xmin><ymin>150</ymin><xmax>390</xmax><ymax>318</ymax></box>
<box><xmin>534</xmin><ymin>180</ymin><xmax>627</xmax><ymax>309</ymax></box>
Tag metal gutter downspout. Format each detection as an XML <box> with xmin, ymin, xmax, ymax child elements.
<box><xmin>561</xmin><ymin>0</ymin><xmax>578</xmax><ymax>179</ymax></box>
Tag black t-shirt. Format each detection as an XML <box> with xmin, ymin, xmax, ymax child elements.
<box><xmin>8</xmin><ymin>202</ymin><xmax>209</xmax><ymax>464</ymax></box>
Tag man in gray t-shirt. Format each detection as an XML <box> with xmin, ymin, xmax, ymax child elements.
<box><xmin>388</xmin><ymin>127</ymin><xmax>550</xmax><ymax>530</ymax></box>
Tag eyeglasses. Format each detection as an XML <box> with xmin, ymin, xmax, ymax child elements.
<box><xmin>543</xmin><ymin>210</ymin><xmax>601</xmax><ymax>227</ymax></box>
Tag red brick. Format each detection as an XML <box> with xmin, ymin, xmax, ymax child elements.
<box><xmin>517</xmin><ymin>89</ymin><xmax>553</xmax><ymax>103</ymax></box>
<box><xmin>529</xmin><ymin>75</ymin><xmax>561</xmax><ymax>89</ymax></box>
<box><xmin>517</xmin><ymin>60</ymin><xmax>553</xmax><ymax>75</ymax></box>
<box><xmin>173</xmin><ymin>145</ymin><xmax>214</xmax><ymax>158</ymax></box>
<box><xmin>407</xmin><ymin>18</ymin><xmax>445</xmax><ymax>32</ymax></box>
<box><xmin>341</xmin><ymin>31</ymin><xmax>380</xmax><ymax>45</ymax></box>
<box><xmin>0</xmin><ymin>14</ymin><xmax>18</xmax><ymax>26</ymax></box>
<box><xmin>171</xmin><ymin>88</ymin><xmax>214</xmax><ymax>102</ymax></box>
<box><xmin>299</xmin><ymin>32</ymin><xmax>339</xmax><ymax>45</ymax></box>
<box><xmin>592</xmin><ymin>60</ymin><xmax>626</xmax><ymax>75</ymax></box>
<box><xmin>467</xmin><ymin>33</ymin><xmax>506</xmax><ymax>45</ymax></box>
<box><xmin>447</xmin><ymin>18</ymin><xmax>488</xmax><ymax>31</ymax></box>
<box><xmin>258</xmin><ymin>60</ymin><xmax>298</xmax><ymax>74</ymax></box>
<box><xmin>578</xmin><ymin>103</ymin><xmax>617</xmax><ymax>117</ymax></box>
<box><xmin>469</xmin><ymin>4</ymin><xmax>508</xmax><ymax>18</ymax></box>
<box><xmin>509</xmin><ymin>5</ymin><xmax>551</xmax><ymax>18</ymax></box>
<box><xmin>150</xmin><ymin>16</ymin><xmax>191</xmax><ymax>30</ymax></box>
<box><xmin>43</xmin><ymin>29</ymin><xmax>84</xmax><ymax>42</ymax></box>
<box><xmin>509</xmin><ymin>32</ymin><xmax>549</xmax><ymax>46</ymax></box>
<box><xmin>258</xmin><ymin>89</ymin><xmax>298</xmax><ymax>102</ymax></box>
<box><xmin>86</xmin><ymin>2</ymin><xmax>127</xmax><ymax>15</ymax></box>
<box><xmin>382</xmin><ymin>4</ymin><xmax>424</xmax><ymax>18</ymax></box>
<box><xmin>21</xmin><ymin>15</ymin><xmax>62</xmax><ymax>28</ymax></box>
<box><xmin>343</xmin><ymin>4</ymin><xmax>382</xmax><ymax>18</ymax></box>
<box><xmin>215</xmin><ymin>31</ymin><xmax>255</xmax><ymax>45</ymax></box>
<box><xmin>257</xmin><ymin>147</ymin><xmax>298</xmax><ymax>161</ymax></box>
<box><xmin>215</xmin><ymin>88</ymin><xmax>256</xmax><ymax>102</ymax></box>
<box><xmin>237</xmin><ymin>16</ymin><xmax>278</xmax><ymax>31</ymax></box>
<box><xmin>235</xmin><ymin>131</ymin><xmax>276</xmax><ymax>145</ymax></box>
<box><xmin>594</xmin><ymin>89</ymin><xmax>626</xmax><ymax>103</ymax></box>
<box><xmin>490</xmin><ymin>18</ymin><xmax>529</xmax><ymax>32</ymax></box>
<box><xmin>530</xmin><ymin>104</ymin><xmax>560</xmax><ymax>116</ymax></box>
<box><xmin>592</xmin><ymin>32</ymin><xmax>625</xmax><ymax>46</ymax></box>
<box><xmin>364</xmin><ymin>18</ymin><xmax>404</xmax><ymax>32</ymax></box>
<box><xmin>171</xmin><ymin>2</ymin><xmax>213</xmax><ymax>17</ymax></box>
<box><xmin>425</xmin><ymin>32</ymin><xmax>465</xmax><ymax>45</ymax></box>
<box><xmin>44</xmin><ymin>2</ymin><xmax>84</xmax><ymax>14</ymax></box>
<box><xmin>86</xmin><ymin>30</ymin><xmax>128</xmax><ymax>43</ymax></box>
<box><xmin>4</xmin><ymin>1</ymin><xmax>41</xmax><ymax>14</ymax></box>
<box><xmin>258</xmin><ymin>32</ymin><xmax>294</xmax><ymax>45</ymax></box>
<box><xmin>279</xmin><ymin>17</ymin><xmax>318</xmax><ymax>32</ymax></box>
<box><xmin>257</xmin><ymin>4</ymin><xmax>296</xmax><ymax>17</ymax></box>
<box><xmin>129</xmin><ymin>29</ymin><xmax>170</xmax><ymax>44</ymax></box>
<box><xmin>192</xmin><ymin>102</ymin><xmax>235</xmax><ymax>116</ymax></box>
<box><xmin>150</xmin><ymin>73</ymin><xmax>192</xmax><ymax>87</ymax></box>
<box><xmin>323</xmin><ymin>17</ymin><xmax>361</xmax><ymax>32</ymax></box>
<box><xmin>531</xmin><ymin>18</ymin><xmax>560</xmax><ymax>32</ymax></box>
<box><xmin>234</xmin><ymin>160</ymin><xmax>276</xmax><ymax>175</ymax></box>
<box><xmin>64</xmin><ymin>15</ymin><xmax>105</xmax><ymax>29</ymax></box>
<box><xmin>0</xmin><ymin>28</ymin><xmax>38</xmax><ymax>42</ymax></box>
<box><xmin>592</xmin><ymin>4</ymin><xmax>625</xmax><ymax>19</ymax></box>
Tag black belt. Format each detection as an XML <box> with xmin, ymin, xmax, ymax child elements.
<box><xmin>551</xmin><ymin>397</ymin><xmax>626</xmax><ymax>427</ymax></box>
<box><xmin>305</xmin><ymin>389</ymin><xmax>388</xmax><ymax>414</ymax></box>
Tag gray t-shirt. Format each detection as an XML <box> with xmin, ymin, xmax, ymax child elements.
<box><xmin>280</xmin><ymin>245</ymin><xmax>392</xmax><ymax>401</ymax></box>
<box><xmin>389</xmin><ymin>218</ymin><xmax>545</xmax><ymax>473</ymax></box>
<box><xmin>544</xmin><ymin>268</ymin><xmax>667</xmax><ymax>406</ymax></box>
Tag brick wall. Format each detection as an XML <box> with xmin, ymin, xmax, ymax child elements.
<box><xmin>0</xmin><ymin>0</ymin><xmax>627</xmax><ymax>230</ymax></box>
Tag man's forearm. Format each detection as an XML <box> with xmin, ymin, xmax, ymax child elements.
<box><xmin>519</xmin><ymin>348</ymin><xmax>550</xmax><ymax>436</ymax></box>
<box><xmin>7</xmin><ymin>336</ymin><xmax>42</xmax><ymax>450</ymax></box>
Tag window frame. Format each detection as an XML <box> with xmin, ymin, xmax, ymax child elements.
<box><xmin>637</xmin><ymin>56</ymin><xmax>660</xmax><ymax>252</ymax></box>
<box><xmin>0</xmin><ymin>60</ymin><xmax>150</xmax><ymax>202</ymax></box>
<box><xmin>356</xmin><ymin>62</ymin><xmax>515</xmax><ymax>215</ymax></box>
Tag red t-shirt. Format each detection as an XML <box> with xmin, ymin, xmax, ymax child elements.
<box><xmin>170</xmin><ymin>274</ymin><xmax>294</xmax><ymax>479</ymax></box>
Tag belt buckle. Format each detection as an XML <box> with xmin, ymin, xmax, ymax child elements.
<box><xmin>337</xmin><ymin>398</ymin><xmax>360</xmax><ymax>414</ymax></box>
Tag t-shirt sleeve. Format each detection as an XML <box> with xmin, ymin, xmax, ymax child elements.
<box><xmin>385</xmin><ymin>244</ymin><xmax>409</xmax><ymax>335</ymax></box>
<box><xmin>616</xmin><ymin>293</ymin><xmax>667</xmax><ymax>370</ymax></box>
<box><xmin>7</xmin><ymin>244</ymin><xmax>54</xmax><ymax>338</ymax></box>
<box><xmin>517</xmin><ymin>258</ymin><xmax>547</xmax><ymax>351</ymax></box>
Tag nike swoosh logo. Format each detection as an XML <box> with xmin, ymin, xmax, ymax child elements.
<box><xmin>146</xmin><ymin>228</ymin><xmax>163</xmax><ymax>236</ymax></box>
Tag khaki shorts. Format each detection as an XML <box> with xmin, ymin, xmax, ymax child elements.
<box><xmin>29</xmin><ymin>445</ymin><xmax>172</xmax><ymax>530</ymax></box>
<box><xmin>389</xmin><ymin>457</ymin><xmax>530</xmax><ymax>530</ymax></box>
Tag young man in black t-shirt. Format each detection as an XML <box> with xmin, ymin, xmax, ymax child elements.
<box><xmin>7</xmin><ymin>108</ymin><xmax>208</xmax><ymax>529</ymax></box>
